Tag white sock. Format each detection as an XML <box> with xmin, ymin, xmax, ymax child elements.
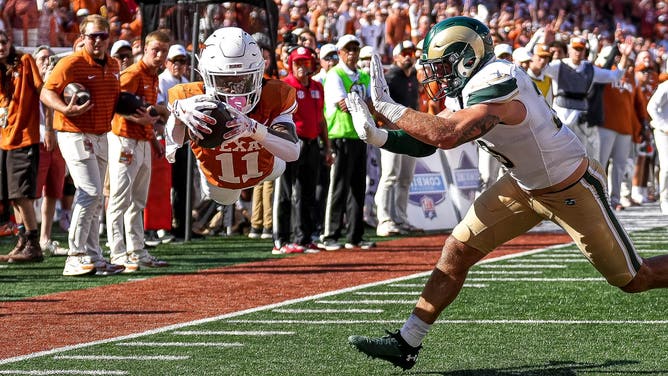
<box><xmin>399</xmin><ymin>313</ymin><xmax>431</xmax><ymax>347</ymax></box>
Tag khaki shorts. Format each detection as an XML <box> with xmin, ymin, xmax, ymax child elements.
<box><xmin>452</xmin><ymin>158</ymin><xmax>642</xmax><ymax>287</ymax></box>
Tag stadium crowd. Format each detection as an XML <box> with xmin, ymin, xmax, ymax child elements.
<box><xmin>0</xmin><ymin>0</ymin><xmax>667</xmax><ymax>274</ymax></box>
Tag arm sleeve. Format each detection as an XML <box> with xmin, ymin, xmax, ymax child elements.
<box><xmin>382</xmin><ymin>129</ymin><xmax>437</xmax><ymax>157</ymax></box>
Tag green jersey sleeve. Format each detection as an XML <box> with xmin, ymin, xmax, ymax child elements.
<box><xmin>382</xmin><ymin>129</ymin><xmax>437</xmax><ymax>157</ymax></box>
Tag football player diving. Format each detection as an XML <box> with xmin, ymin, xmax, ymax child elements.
<box><xmin>346</xmin><ymin>16</ymin><xmax>668</xmax><ymax>370</ymax></box>
<box><xmin>165</xmin><ymin>27</ymin><xmax>300</xmax><ymax>205</ymax></box>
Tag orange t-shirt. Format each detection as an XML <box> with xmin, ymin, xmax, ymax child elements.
<box><xmin>44</xmin><ymin>49</ymin><xmax>120</xmax><ymax>134</ymax></box>
<box><xmin>70</xmin><ymin>0</ymin><xmax>106</xmax><ymax>16</ymax></box>
<box><xmin>0</xmin><ymin>54</ymin><xmax>43</xmax><ymax>150</ymax></box>
<box><xmin>111</xmin><ymin>60</ymin><xmax>157</xmax><ymax>140</ymax></box>
<box><xmin>167</xmin><ymin>79</ymin><xmax>296</xmax><ymax>190</ymax></box>
<box><xmin>601</xmin><ymin>73</ymin><xmax>641</xmax><ymax>138</ymax></box>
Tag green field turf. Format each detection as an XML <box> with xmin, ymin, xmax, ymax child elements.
<box><xmin>1</xmin><ymin>226</ymin><xmax>667</xmax><ymax>375</ymax></box>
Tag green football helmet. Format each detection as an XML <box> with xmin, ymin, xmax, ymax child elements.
<box><xmin>420</xmin><ymin>16</ymin><xmax>495</xmax><ymax>99</ymax></box>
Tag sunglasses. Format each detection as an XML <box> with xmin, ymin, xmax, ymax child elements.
<box><xmin>85</xmin><ymin>32</ymin><xmax>109</xmax><ymax>41</ymax></box>
<box><xmin>293</xmin><ymin>59</ymin><xmax>313</xmax><ymax>68</ymax></box>
<box><xmin>116</xmin><ymin>53</ymin><xmax>132</xmax><ymax>60</ymax></box>
<box><xmin>323</xmin><ymin>55</ymin><xmax>339</xmax><ymax>62</ymax></box>
<box><xmin>399</xmin><ymin>50</ymin><xmax>415</xmax><ymax>57</ymax></box>
<box><xmin>171</xmin><ymin>58</ymin><xmax>187</xmax><ymax>64</ymax></box>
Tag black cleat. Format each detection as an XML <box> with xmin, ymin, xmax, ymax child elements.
<box><xmin>348</xmin><ymin>330</ymin><xmax>422</xmax><ymax>370</ymax></box>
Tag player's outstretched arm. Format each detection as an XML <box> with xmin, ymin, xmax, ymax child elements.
<box><xmin>369</xmin><ymin>54</ymin><xmax>503</xmax><ymax>149</ymax></box>
<box><xmin>346</xmin><ymin>92</ymin><xmax>436</xmax><ymax>157</ymax></box>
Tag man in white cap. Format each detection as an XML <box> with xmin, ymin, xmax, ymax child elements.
<box><xmin>375</xmin><ymin>40</ymin><xmax>420</xmax><ymax>237</ymax></box>
<box><xmin>143</xmin><ymin>43</ymin><xmax>189</xmax><ymax>247</ymax></box>
<box><xmin>319</xmin><ymin>34</ymin><xmax>375</xmax><ymax>251</ymax></box>
<box><xmin>157</xmin><ymin>43</ymin><xmax>189</xmax><ymax>242</ymax></box>
<box><xmin>110</xmin><ymin>39</ymin><xmax>133</xmax><ymax>71</ymax></box>
<box><xmin>158</xmin><ymin>44</ymin><xmax>188</xmax><ymax>106</ymax></box>
<box><xmin>313</xmin><ymin>43</ymin><xmax>337</xmax><ymax>84</ymax></box>
<box><xmin>511</xmin><ymin>46</ymin><xmax>532</xmax><ymax>71</ymax></box>
<box><xmin>494</xmin><ymin>43</ymin><xmax>512</xmax><ymax>62</ymax></box>
<box><xmin>357</xmin><ymin>46</ymin><xmax>374</xmax><ymax>73</ymax></box>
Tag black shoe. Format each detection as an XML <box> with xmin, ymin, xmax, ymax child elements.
<box><xmin>144</xmin><ymin>230</ymin><xmax>160</xmax><ymax>248</ymax></box>
<box><xmin>348</xmin><ymin>330</ymin><xmax>422</xmax><ymax>370</ymax></box>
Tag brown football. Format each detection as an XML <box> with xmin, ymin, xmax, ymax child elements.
<box><xmin>63</xmin><ymin>82</ymin><xmax>91</xmax><ymax>106</ymax></box>
<box><xmin>190</xmin><ymin>102</ymin><xmax>235</xmax><ymax>149</ymax></box>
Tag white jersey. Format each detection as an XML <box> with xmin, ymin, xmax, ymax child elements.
<box><xmin>449</xmin><ymin>60</ymin><xmax>586</xmax><ymax>191</ymax></box>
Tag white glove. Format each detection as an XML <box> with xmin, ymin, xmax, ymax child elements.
<box><xmin>222</xmin><ymin>103</ymin><xmax>268</xmax><ymax>141</ymax></box>
<box><xmin>370</xmin><ymin>54</ymin><xmax>408</xmax><ymax>123</ymax></box>
<box><xmin>345</xmin><ymin>92</ymin><xmax>388</xmax><ymax>147</ymax></box>
<box><xmin>171</xmin><ymin>94</ymin><xmax>219</xmax><ymax>140</ymax></box>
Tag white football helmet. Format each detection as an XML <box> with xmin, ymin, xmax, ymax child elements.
<box><xmin>199</xmin><ymin>27</ymin><xmax>265</xmax><ymax>114</ymax></box>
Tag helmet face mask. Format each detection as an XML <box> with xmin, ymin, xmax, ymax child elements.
<box><xmin>420</xmin><ymin>17</ymin><xmax>494</xmax><ymax>99</ymax></box>
<box><xmin>199</xmin><ymin>27</ymin><xmax>265</xmax><ymax>114</ymax></box>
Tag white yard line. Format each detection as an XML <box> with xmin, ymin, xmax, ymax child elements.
<box><xmin>52</xmin><ymin>355</ymin><xmax>189</xmax><ymax>361</ymax></box>
<box><xmin>172</xmin><ymin>330</ymin><xmax>294</xmax><ymax>336</ymax></box>
<box><xmin>116</xmin><ymin>342</ymin><xmax>243</xmax><ymax>348</ymax></box>
<box><xmin>273</xmin><ymin>309</ymin><xmax>382</xmax><ymax>314</ymax></box>
<box><xmin>226</xmin><ymin>319</ymin><xmax>668</xmax><ymax>325</ymax></box>
<box><xmin>479</xmin><ymin>264</ymin><xmax>567</xmax><ymax>268</ymax></box>
<box><xmin>0</xmin><ymin>371</ymin><xmax>127</xmax><ymax>375</ymax></box>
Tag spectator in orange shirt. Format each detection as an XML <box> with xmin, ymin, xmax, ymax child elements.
<box><xmin>37</xmin><ymin>0</ymin><xmax>68</xmax><ymax>47</ymax></box>
<box><xmin>40</xmin><ymin>15</ymin><xmax>123</xmax><ymax>276</ymax></box>
<box><xmin>3</xmin><ymin>0</ymin><xmax>40</xmax><ymax>46</ymax></box>
<box><xmin>598</xmin><ymin>61</ymin><xmax>643</xmax><ymax>211</ymax></box>
<box><xmin>107</xmin><ymin>31</ymin><xmax>170</xmax><ymax>272</ymax></box>
<box><xmin>70</xmin><ymin>0</ymin><xmax>106</xmax><ymax>17</ymax></box>
<box><xmin>384</xmin><ymin>3</ymin><xmax>410</xmax><ymax>60</ymax></box>
<box><xmin>0</xmin><ymin>30</ymin><xmax>44</xmax><ymax>263</ymax></box>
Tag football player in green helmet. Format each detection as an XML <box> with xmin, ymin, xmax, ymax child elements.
<box><xmin>420</xmin><ymin>16</ymin><xmax>495</xmax><ymax>99</ymax></box>
<box><xmin>346</xmin><ymin>16</ymin><xmax>668</xmax><ymax>371</ymax></box>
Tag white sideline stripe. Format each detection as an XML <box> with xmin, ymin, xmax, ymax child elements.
<box><xmin>172</xmin><ymin>331</ymin><xmax>294</xmax><ymax>336</ymax></box>
<box><xmin>507</xmin><ymin>259</ymin><xmax>588</xmax><ymax>263</ymax></box>
<box><xmin>354</xmin><ymin>291</ymin><xmax>420</xmax><ymax>296</ymax></box>
<box><xmin>468</xmin><ymin>270</ymin><xmax>543</xmax><ymax>274</ymax></box>
<box><xmin>117</xmin><ymin>342</ymin><xmax>243</xmax><ymax>348</ymax></box>
<box><xmin>529</xmin><ymin>254</ymin><xmax>583</xmax><ymax>258</ymax></box>
<box><xmin>0</xmin><ymin>242</ymin><xmax>574</xmax><ymax>365</ymax></box>
<box><xmin>480</xmin><ymin>264</ymin><xmax>567</xmax><ymax>268</ymax></box>
<box><xmin>0</xmin><ymin>371</ymin><xmax>127</xmax><ymax>375</ymax></box>
<box><xmin>466</xmin><ymin>277</ymin><xmax>605</xmax><ymax>282</ymax></box>
<box><xmin>316</xmin><ymin>300</ymin><xmax>416</xmax><ymax>304</ymax></box>
<box><xmin>389</xmin><ymin>283</ymin><xmax>489</xmax><ymax>289</ymax></box>
<box><xmin>53</xmin><ymin>355</ymin><xmax>189</xmax><ymax>361</ymax></box>
<box><xmin>226</xmin><ymin>319</ymin><xmax>668</xmax><ymax>325</ymax></box>
<box><xmin>273</xmin><ymin>309</ymin><xmax>383</xmax><ymax>313</ymax></box>
<box><xmin>388</xmin><ymin>284</ymin><xmax>488</xmax><ymax>288</ymax></box>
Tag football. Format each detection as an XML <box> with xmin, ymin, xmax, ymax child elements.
<box><xmin>190</xmin><ymin>102</ymin><xmax>235</xmax><ymax>149</ymax></box>
<box><xmin>115</xmin><ymin>91</ymin><xmax>146</xmax><ymax>116</ymax></box>
<box><xmin>63</xmin><ymin>82</ymin><xmax>91</xmax><ymax>106</ymax></box>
